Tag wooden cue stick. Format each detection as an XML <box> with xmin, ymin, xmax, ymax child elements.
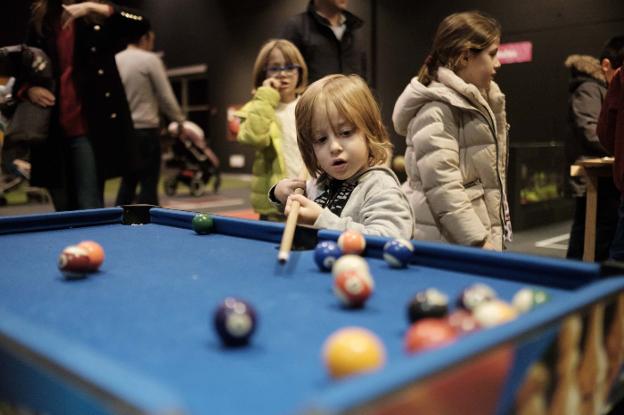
<box><xmin>278</xmin><ymin>177</ymin><xmax>307</xmax><ymax>263</ymax></box>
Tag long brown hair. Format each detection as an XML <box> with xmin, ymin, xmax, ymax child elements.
<box><xmin>251</xmin><ymin>39</ymin><xmax>308</xmax><ymax>95</ymax></box>
<box><xmin>418</xmin><ymin>11</ymin><xmax>501</xmax><ymax>86</ymax></box>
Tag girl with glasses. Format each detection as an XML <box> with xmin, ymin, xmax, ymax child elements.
<box><xmin>236</xmin><ymin>39</ymin><xmax>308</xmax><ymax>222</ymax></box>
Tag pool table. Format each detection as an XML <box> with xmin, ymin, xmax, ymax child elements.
<box><xmin>1</xmin><ymin>206</ymin><xmax>624</xmax><ymax>415</ymax></box>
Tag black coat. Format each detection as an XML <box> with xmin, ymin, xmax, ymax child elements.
<box><xmin>281</xmin><ymin>1</ymin><xmax>366</xmax><ymax>83</ymax></box>
<box><xmin>25</xmin><ymin>5</ymin><xmax>142</xmax><ymax>187</ymax></box>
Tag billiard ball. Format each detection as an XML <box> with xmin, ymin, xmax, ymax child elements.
<box><xmin>473</xmin><ymin>299</ymin><xmax>518</xmax><ymax>328</ymax></box>
<box><xmin>58</xmin><ymin>245</ymin><xmax>91</xmax><ymax>279</ymax></box>
<box><xmin>77</xmin><ymin>240</ymin><xmax>105</xmax><ymax>271</ymax></box>
<box><xmin>337</xmin><ymin>229</ymin><xmax>366</xmax><ymax>255</ymax></box>
<box><xmin>314</xmin><ymin>241</ymin><xmax>342</xmax><ymax>272</ymax></box>
<box><xmin>322</xmin><ymin>327</ymin><xmax>386</xmax><ymax>379</ymax></box>
<box><xmin>458</xmin><ymin>283</ymin><xmax>497</xmax><ymax>311</ymax></box>
<box><xmin>332</xmin><ymin>255</ymin><xmax>371</xmax><ymax>283</ymax></box>
<box><xmin>404</xmin><ymin>318</ymin><xmax>458</xmax><ymax>354</ymax></box>
<box><xmin>192</xmin><ymin>213</ymin><xmax>214</xmax><ymax>234</ymax></box>
<box><xmin>383</xmin><ymin>238</ymin><xmax>414</xmax><ymax>268</ymax></box>
<box><xmin>406</xmin><ymin>288</ymin><xmax>449</xmax><ymax>323</ymax></box>
<box><xmin>512</xmin><ymin>288</ymin><xmax>551</xmax><ymax>313</ymax></box>
<box><xmin>446</xmin><ymin>309</ymin><xmax>481</xmax><ymax>335</ymax></box>
<box><xmin>333</xmin><ymin>267</ymin><xmax>374</xmax><ymax>308</ymax></box>
<box><xmin>213</xmin><ymin>297</ymin><xmax>257</xmax><ymax>346</ymax></box>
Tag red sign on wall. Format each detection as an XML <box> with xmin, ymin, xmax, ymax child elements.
<box><xmin>497</xmin><ymin>41</ymin><xmax>533</xmax><ymax>64</ymax></box>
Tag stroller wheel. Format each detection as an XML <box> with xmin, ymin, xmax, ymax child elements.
<box><xmin>164</xmin><ymin>178</ymin><xmax>177</xmax><ymax>196</ymax></box>
<box><xmin>190</xmin><ymin>178</ymin><xmax>204</xmax><ymax>197</ymax></box>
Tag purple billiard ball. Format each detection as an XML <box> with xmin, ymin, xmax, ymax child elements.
<box><xmin>314</xmin><ymin>241</ymin><xmax>342</xmax><ymax>272</ymax></box>
<box><xmin>214</xmin><ymin>297</ymin><xmax>257</xmax><ymax>346</ymax></box>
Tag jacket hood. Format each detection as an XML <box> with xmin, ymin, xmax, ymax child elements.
<box><xmin>565</xmin><ymin>54</ymin><xmax>606</xmax><ymax>90</ymax></box>
<box><xmin>393</xmin><ymin>67</ymin><xmax>505</xmax><ymax>136</ymax></box>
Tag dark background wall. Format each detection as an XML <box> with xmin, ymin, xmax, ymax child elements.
<box><xmin>2</xmin><ymin>0</ymin><xmax>623</xmax><ymax>171</ymax></box>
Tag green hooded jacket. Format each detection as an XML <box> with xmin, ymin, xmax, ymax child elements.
<box><xmin>236</xmin><ymin>86</ymin><xmax>287</xmax><ymax>216</ymax></box>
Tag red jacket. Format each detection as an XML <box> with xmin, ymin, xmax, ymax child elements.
<box><xmin>598</xmin><ymin>68</ymin><xmax>624</xmax><ymax>192</ymax></box>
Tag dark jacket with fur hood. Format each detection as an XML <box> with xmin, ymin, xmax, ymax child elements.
<box><xmin>565</xmin><ymin>54</ymin><xmax>608</xmax><ymax>196</ymax></box>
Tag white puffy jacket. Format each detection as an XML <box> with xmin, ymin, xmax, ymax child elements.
<box><xmin>392</xmin><ymin>67</ymin><xmax>510</xmax><ymax>250</ymax></box>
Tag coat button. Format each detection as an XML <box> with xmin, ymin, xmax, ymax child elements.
<box><xmin>97</xmin><ymin>69</ymin><xmax>104</xmax><ymax>75</ymax></box>
<box><xmin>110</xmin><ymin>113</ymin><xmax>117</xmax><ymax>119</ymax></box>
<box><xmin>94</xmin><ymin>25</ymin><xmax>101</xmax><ymax>31</ymax></box>
<box><xmin>91</xmin><ymin>46</ymin><xmax>97</xmax><ymax>52</ymax></box>
<box><xmin>104</xmin><ymin>92</ymin><xmax>111</xmax><ymax>98</ymax></box>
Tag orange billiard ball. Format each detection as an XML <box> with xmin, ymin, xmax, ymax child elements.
<box><xmin>322</xmin><ymin>327</ymin><xmax>386</xmax><ymax>379</ymax></box>
<box><xmin>337</xmin><ymin>229</ymin><xmax>366</xmax><ymax>255</ymax></box>
<box><xmin>78</xmin><ymin>240</ymin><xmax>105</xmax><ymax>271</ymax></box>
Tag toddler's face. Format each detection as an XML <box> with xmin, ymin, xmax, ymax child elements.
<box><xmin>311</xmin><ymin>104</ymin><xmax>369</xmax><ymax>181</ymax></box>
<box><xmin>456</xmin><ymin>39</ymin><xmax>501</xmax><ymax>90</ymax></box>
<box><xmin>265</xmin><ymin>48</ymin><xmax>299</xmax><ymax>103</ymax></box>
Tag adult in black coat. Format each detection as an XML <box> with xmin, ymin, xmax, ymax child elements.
<box><xmin>281</xmin><ymin>0</ymin><xmax>366</xmax><ymax>84</ymax></box>
<box><xmin>24</xmin><ymin>0</ymin><xmax>143</xmax><ymax>211</ymax></box>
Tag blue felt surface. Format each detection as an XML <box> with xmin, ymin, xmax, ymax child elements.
<box><xmin>0</xmin><ymin>212</ymin><xmax>620</xmax><ymax>415</ymax></box>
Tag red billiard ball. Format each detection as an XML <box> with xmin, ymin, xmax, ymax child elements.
<box><xmin>404</xmin><ymin>318</ymin><xmax>458</xmax><ymax>354</ymax></box>
<box><xmin>332</xmin><ymin>255</ymin><xmax>374</xmax><ymax>308</ymax></box>
<box><xmin>213</xmin><ymin>297</ymin><xmax>257</xmax><ymax>346</ymax></box>
<box><xmin>337</xmin><ymin>229</ymin><xmax>366</xmax><ymax>255</ymax></box>
<box><xmin>58</xmin><ymin>245</ymin><xmax>91</xmax><ymax>279</ymax></box>
<box><xmin>77</xmin><ymin>240</ymin><xmax>105</xmax><ymax>271</ymax></box>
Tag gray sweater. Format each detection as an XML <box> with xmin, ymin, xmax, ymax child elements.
<box><xmin>115</xmin><ymin>47</ymin><xmax>184</xmax><ymax>129</ymax></box>
<box><xmin>272</xmin><ymin>167</ymin><xmax>414</xmax><ymax>239</ymax></box>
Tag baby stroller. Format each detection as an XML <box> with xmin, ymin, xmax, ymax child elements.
<box><xmin>164</xmin><ymin>121</ymin><xmax>221</xmax><ymax>197</ymax></box>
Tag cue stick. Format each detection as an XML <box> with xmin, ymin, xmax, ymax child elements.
<box><xmin>278</xmin><ymin>174</ymin><xmax>307</xmax><ymax>264</ymax></box>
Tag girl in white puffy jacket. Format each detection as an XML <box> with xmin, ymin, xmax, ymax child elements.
<box><xmin>392</xmin><ymin>11</ymin><xmax>512</xmax><ymax>251</ymax></box>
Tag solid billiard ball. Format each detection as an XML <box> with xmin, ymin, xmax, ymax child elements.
<box><xmin>406</xmin><ymin>288</ymin><xmax>449</xmax><ymax>323</ymax></box>
<box><xmin>337</xmin><ymin>229</ymin><xmax>366</xmax><ymax>255</ymax></box>
<box><xmin>446</xmin><ymin>309</ymin><xmax>481</xmax><ymax>335</ymax></box>
<box><xmin>77</xmin><ymin>240</ymin><xmax>105</xmax><ymax>271</ymax></box>
<box><xmin>404</xmin><ymin>318</ymin><xmax>458</xmax><ymax>354</ymax></box>
<box><xmin>314</xmin><ymin>241</ymin><xmax>342</xmax><ymax>272</ymax></box>
<box><xmin>383</xmin><ymin>238</ymin><xmax>414</xmax><ymax>268</ymax></box>
<box><xmin>322</xmin><ymin>327</ymin><xmax>386</xmax><ymax>379</ymax></box>
<box><xmin>473</xmin><ymin>300</ymin><xmax>518</xmax><ymax>328</ymax></box>
<box><xmin>458</xmin><ymin>283</ymin><xmax>497</xmax><ymax>311</ymax></box>
<box><xmin>58</xmin><ymin>245</ymin><xmax>91</xmax><ymax>279</ymax></box>
<box><xmin>192</xmin><ymin>213</ymin><xmax>214</xmax><ymax>234</ymax></box>
<box><xmin>213</xmin><ymin>297</ymin><xmax>257</xmax><ymax>346</ymax></box>
<box><xmin>512</xmin><ymin>288</ymin><xmax>551</xmax><ymax>313</ymax></box>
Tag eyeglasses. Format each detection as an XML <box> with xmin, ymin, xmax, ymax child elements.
<box><xmin>266</xmin><ymin>64</ymin><xmax>300</xmax><ymax>75</ymax></box>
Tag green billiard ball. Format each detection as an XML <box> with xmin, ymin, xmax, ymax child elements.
<box><xmin>512</xmin><ymin>288</ymin><xmax>551</xmax><ymax>313</ymax></box>
<box><xmin>192</xmin><ymin>213</ymin><xmax>214</xmax><ymax>234</ymax></box>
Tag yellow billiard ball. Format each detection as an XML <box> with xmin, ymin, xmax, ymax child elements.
<box><xmin>322</xmin><ymin>327</ymin><xmax>386</xmax><ymax>379</ymax></box>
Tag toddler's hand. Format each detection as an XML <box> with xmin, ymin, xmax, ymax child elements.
<box><xmin>286</xmin><ymin>194</ymin><xmax>322</xmax><ymax>226</ymax></box>
<box><xmin>274</xmin><ymin>179</ymin><xmax>305</xmax><ymax>204</ymax></box>
<box><xmin>482</xmin><ymin>241</ymin><xmax>496</xmax><ymax>250</ymax></box>
<box><xmin>262</xmin><ymin>77</ymin><xmax>281</xmax><ymax>90</ymax></box>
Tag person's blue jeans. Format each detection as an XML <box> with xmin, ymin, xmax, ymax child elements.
<box><xmin>610</xmin><ymin>196</ymin><xmax>624</xmax><ymax>261</ymax></box>
<box><xmin>48</xmin><ymin>136</ymin><xmax>103</xmax><ymax>211</ymax></box>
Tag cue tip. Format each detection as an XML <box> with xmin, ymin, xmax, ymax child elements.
<box><xmin>278</xmin><ymin>251</ymin><xmax>289</xmax><ymax>264</ymax></box>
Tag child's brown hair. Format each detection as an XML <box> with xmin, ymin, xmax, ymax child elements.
<box><xmin>295</xmin><ymin>74</ymin><xmax>392</xmax><ymax>179</ymax></box>
<box><xmin>418</xmin><ymin>11</ymin><xmax>501</xmax><ymax>86</ymax></box>
<box><xmin>251</xmin><ymin>39</ymin><xmax>308</xmax><ymax>94</ymax></box>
